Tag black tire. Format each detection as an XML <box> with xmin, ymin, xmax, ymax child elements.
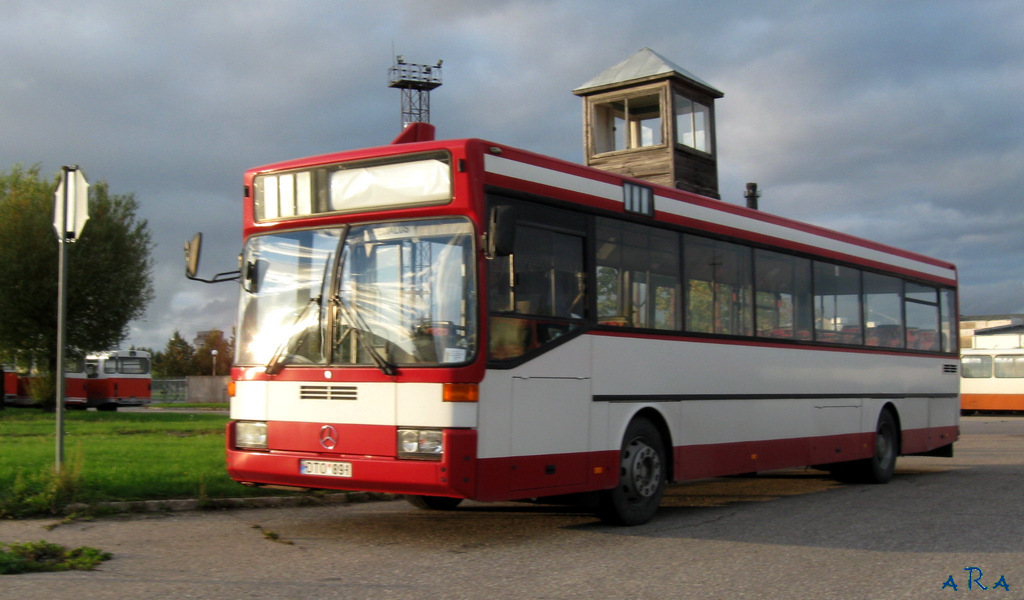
<box><xmin>831</xmin><ymin>409</ymin><xmax>899</xmax><ymax>484</ymax></box>
<box><xmin>404</xmin><ymin>495</ymin><xmax>463</xmax><ymax>511</ymax></box>
<box><xmin>598</xmin><ymin>418</ymin><xmax>667</xmax><ymax>526</ymax></box>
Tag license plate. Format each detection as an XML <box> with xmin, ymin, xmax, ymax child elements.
<box><xmin>300</xmin><ymin>460</ymin><xmax>352</xmax><ymax>478</ymax></box>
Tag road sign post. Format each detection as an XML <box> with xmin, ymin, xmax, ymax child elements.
<box><xmin>53</xmin><ymin>166</ymin><xmax>89</xmax><ymax>473</ymax></box>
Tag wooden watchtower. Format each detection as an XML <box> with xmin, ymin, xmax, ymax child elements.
<box><xmin>573</xmin><ymin>48</ymin><xmax>724</xmax><ymax>199</ymax></box>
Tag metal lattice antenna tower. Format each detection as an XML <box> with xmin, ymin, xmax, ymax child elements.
<box><xmin>388</xmin><ymin>56</ymin><xmax>443</xmax><ymax>127</ymax></box>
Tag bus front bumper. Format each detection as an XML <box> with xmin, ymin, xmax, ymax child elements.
<box><xmin>226</xmin><ymin>427</ymin><xmax>478</xmax><ymax>499</ymax></box>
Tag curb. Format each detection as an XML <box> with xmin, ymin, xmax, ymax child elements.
<box><xmin>64</xmin><ymin>492</ymin><xmax>399</xmax><ymax>516</ymax></box>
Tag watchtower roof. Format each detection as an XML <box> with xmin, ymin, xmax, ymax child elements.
<box><xmin>573</xmin><ymin>47</ymin><xmax>723</xmax><ymax>98</ymax></box>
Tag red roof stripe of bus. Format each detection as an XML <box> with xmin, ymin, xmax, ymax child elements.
<box><xmin>245</xmin><ymin>139</ymin><xmax>460</xmax><ymax>175</ymax></box>
<box><xmin>242</xmin><ymin>137</ymin><xmax>955</xmax><ymax>286</ymax></box>
<box><xmin>479</xmin><ymin>143</ymin><xmax>956</xmax><ymax>285</ymax></box>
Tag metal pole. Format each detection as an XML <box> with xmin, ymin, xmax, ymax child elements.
<box><xmin>55</xmin><ymin>167</ymin><xmax>71</xmax><ymax>473</ymax></box>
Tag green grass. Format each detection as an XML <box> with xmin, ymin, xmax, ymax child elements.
<box><xmin>0</xmin><ymin>407</ymin><xmax>298</xmax><ymax>518</ymax></box>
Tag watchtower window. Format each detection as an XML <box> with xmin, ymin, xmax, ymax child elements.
<box><xmin>593</xmin><ymin>93</ymin><xmax>663</xmax><ymax>153</ymax></box>
<box><xmin>674</xmin><ymin>93</ymin><xmax>711</xmax><ymax>154</ymax></box>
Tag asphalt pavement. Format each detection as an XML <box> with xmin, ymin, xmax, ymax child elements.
<box><xmin>0</xmin><ymin>415</ymin><xmax>1021</xmax><ymax>600</ymax></box>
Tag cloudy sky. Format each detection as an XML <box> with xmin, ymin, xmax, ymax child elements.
<box><xmin>2</xmin><ymin>0</ymin><xmax>1022</xmax><ymax>351</ymax></box>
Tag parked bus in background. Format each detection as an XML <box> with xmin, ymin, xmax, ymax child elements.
<box><xmin>63</xmin><ymin>357</ymin><xmax>90</xmax><ymax>409</ymax></box>
<box><xmin>961</xmin><ymin>348</ymin><xmax>1024</xmax><ymax>412</ymax></box>
<box><xmin>0</xmin><ymin>365</ymin><xmax>14</xmax><ymax>409</ymax></box>
<box><xmin>2</xmin><ymin>353</ymin><xmax>150</xmax><ymax>410</ymax></box>
<box><xmin>189</xmin><ymin>126</ymin><xmax>959</xmax><ymax>525</ymax></box>
<box><xmin>81</xmin><ymin>350</ymin><xmax>152</xmax><ymax>411</ymax></box>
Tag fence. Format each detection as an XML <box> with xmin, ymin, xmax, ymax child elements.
<box><xmin>152</xmin><ymin>378</ymin><xmax>187</xmax><ymax>402</ymax></box>
<box><xmin>152</xmin><ymin>377</ymin><xmax>230</xmax><ymax>403</ymax></box>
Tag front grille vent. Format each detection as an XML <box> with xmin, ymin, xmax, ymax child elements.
<box><xmin>300</xmin><ymin>385</ymin><xmax>358</xmax><ymax>401</ymax></box>
<box><xmin>942</xmin><ymin>364</ymin><xmax>959</xmax><ymax>374</ymax></box>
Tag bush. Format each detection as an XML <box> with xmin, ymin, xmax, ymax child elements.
<box><xmin>26</xmin><ymin>373</ymin><xmax>57</xmax><ymax>412</ymax></box>
<box><xmin>0</xmin><ymin>540</ymin><xmax>111</xmax><ymax>574</ymax></box>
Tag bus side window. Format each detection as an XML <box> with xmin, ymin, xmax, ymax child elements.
<box><xmin>490</xmin><ymin>316</ymin><xmax>532</xmax><ymax>359</ymax></box>
<box><xmin>685</xmin><ymin>235</ymin><xmax>753</xmax><ymax>336</ymax></box>
<box><xmin>813</xmin><ymin>262</ymin><xmax>862</xmax><ymax>344</ymax></box>
<box><xmin>994</xmin><ymin>354</ymin><xmax>1024</xmax><ymax>378</ymax></box>
<box><xmin>754</xmin><ymin>249</ymin><xmax>813</xmax><ymax>340</ymax></box>
<box><xmin>596</xmin><ymin>218</ymin><xmax>680</xmax><ymax>330</ymax></box>
<box><xmin>961</xmin><ymin>355</ymin><xmax>992</xmax><ymax>378</ymax></box>
<box><xmin>905</xmin><ymin>282</ymin><xmax>940</xmax><ymax>351</ymax></box>
<box><xmin>863</xmin><ymin>272</ymin><xmax>904</xmax><ymax>348</ymax></box>
<box><xmin>513</xmin><ymin>225</ymin><xmax>584</xmax><ymax>318</ymax></box>
<box><xmin>488</xmin><ymin>222</ymin><xmax>585</xmax><ymax>360</ymax></box>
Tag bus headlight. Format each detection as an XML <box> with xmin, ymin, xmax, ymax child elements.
<box><xmin>236</xmin><ymin>421</ymin><xmax>268</xmax><ymax>450</ymax></box>
<box><xmin>398</xmin><ymin>429</ymin><xmax>443</xmax><ymax>459</ymax></box>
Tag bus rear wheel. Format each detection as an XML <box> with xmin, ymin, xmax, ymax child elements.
<box><xmin>405</xmin><ymin>495</ymin><xmax>463</xmax><ymax>511</ymax></box>
<box><xmin>598</xmin><ymin>418</ymin><xmax>667</xmax><ymax>526</ymax></box>
<box><xmin>830</xmin><ymin>409</ymin><xmax>899</xmax><ymax>484</ymax></box>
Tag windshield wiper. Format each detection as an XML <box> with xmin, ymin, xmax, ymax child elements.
<box><xmin>265</xmin><ymin>296</ymin><xmax>321</xmax><ymax>375</ymax></box>
<box><xmin>331</xmin><ymin>294</ymin><xmax>398</xmax><ymax>376</ymax></box>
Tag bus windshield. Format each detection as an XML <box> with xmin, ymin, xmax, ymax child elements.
<box><xmin>236</xmin><ymin>217</ymin><xmax>477</xmax><ymax>370</ymax></box>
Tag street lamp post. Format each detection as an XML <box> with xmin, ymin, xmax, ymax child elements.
<box><xmin>211</xmin><ymin>349</ymin><xmax>218</xmax><ymax>376</ymax></box>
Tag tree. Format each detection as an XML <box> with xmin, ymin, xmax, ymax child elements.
<box><xmin>153</xmin><ymin>331</ymin><xmax>196</xmax><ymax>377</ymax></box>
<box><xmin>193</xmin><ymin>330</ymin><xmax>233</xmax><ymax>376</ymax></box>
<box><xmin>152</xmin><ymin>330</ymin><xmax>233</xmax><ymax>377</ymax></box>
<box><xmin>0</xmin><ymin>165</ymin><xmax>154</xmax><ymax>374</ymax></box>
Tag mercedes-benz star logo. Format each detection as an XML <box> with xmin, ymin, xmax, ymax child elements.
<box><xmin>319</xmin><ymin>425</ymin><xmax>339</xmax><ymax>450</ymax></box>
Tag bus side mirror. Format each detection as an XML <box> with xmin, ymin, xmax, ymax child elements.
<box><xmin>185</xmin><ymin>232</ymin><xmax>203</xmax><ymax>280</ymax></box>
<box><xmin>487</xmin><ymin>205</ymin><xmax>515</xmax><ymax>258</ymax></box>
<box><xmin>184</xmin><ymin>232</ymin><xmax>241</xmax><ymax>284</ymax></box>
<box><xmin>242</xmin><ymin>259</ymin><xmax>266</xmax><ymax>293</ymax></box>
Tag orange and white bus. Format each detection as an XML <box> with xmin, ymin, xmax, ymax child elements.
<box><xmin>961</xmin><ymin>347</ymin><xmax>1024</xmax><ymax>412</ymax></box>
<box><xmin>197</xmin><ymin>125</ymin><xmax>959</xmax><ymax>525</ymax></box>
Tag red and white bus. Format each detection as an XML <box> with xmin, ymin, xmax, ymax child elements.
<box><xmin>81</xmin><ymin>350</ymin><xmax>152</xmax><ymax>411</ymax></box>
<box><xmin>1</xmin><ymin>366</ymin><xmax>17</xmax><ymax>408</ymax></box>
<box><xmin>4</xmin><ymin>361</ymin><xmax>87</xmax><ymax>408</ymax></box>
<box><xmin>203</xmin><ymin>125</ymin><xmax>959</xmax><ymax>525</ymax></box>
<box><xmin>63</xmin><ymin>358</ymin><xmax>90</xmax><ymax>409</ymax></box>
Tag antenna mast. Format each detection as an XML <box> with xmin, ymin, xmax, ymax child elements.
<box><xmin>388</xmin><ymin>55</ymin><xmax>443</xmax><ymax>127</ymax></box>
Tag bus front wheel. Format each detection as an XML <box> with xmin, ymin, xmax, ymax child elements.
<box><xmin>598</xmin><ymin>418</ymin><xmax>667</xmax><ymax>526</ymax></box>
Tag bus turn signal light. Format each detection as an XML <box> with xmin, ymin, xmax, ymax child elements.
<box><xmin>443</xmin><ymin>383</ymin><xmax>479</xmax><ymax>402</ymax></box>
